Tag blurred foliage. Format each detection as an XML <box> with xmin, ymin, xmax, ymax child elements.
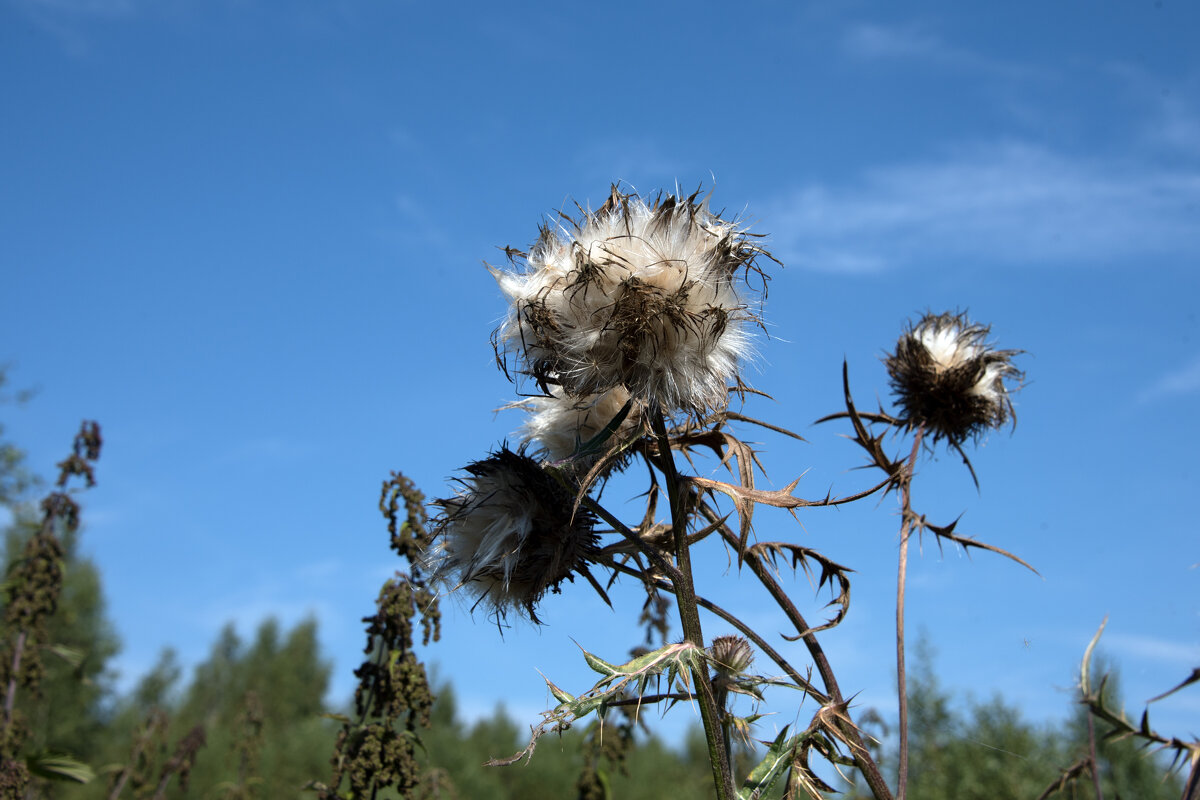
<box><xmin>843</xmin><ymin>640</ymin><xmax>1185</xmax><ymax>800</ymax></box>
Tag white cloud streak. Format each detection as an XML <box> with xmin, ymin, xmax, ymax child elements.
<box><xmin>1103</xmin><ymin>632</ymin><xmax>1200</xmax><ymax>667</ymax></box>
<box><xmin>841</xmin><ymin>22</ymin><xmax>1041</xmax><ymax>79</ymax></box>
<box><xmin>765</xmin><ymin>142</ymin><xmax>1200</xmax><ymax>273</ymax></box>
<box><xmin>1138</xmin><ymin>355</ymin><xmax>1200</xmax><ymax>402</ymax></box>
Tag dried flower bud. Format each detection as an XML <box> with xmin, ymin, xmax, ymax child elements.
<box><xmin>885</xmin><ymin>311</ymin><xmax>1023</xmax><ymax>444</ymax></box>
<box><xmin>429</xmin><ymin>447</ymin><xmax>598</xmax><ymax>622</ymax></box>
<box><xmin>509</xmin><ymin>386</ymin><xmax>645</xmax><ymax>465</ymax></box>
<box><xmin>492</xmin><ymin>186</ymin><xmax>772</xmax><ymax>416</ymax></box>
<box><xmin>708</xmin><ymin>634</ymin><xmax>755</xmax><ymax>677</ymax></box>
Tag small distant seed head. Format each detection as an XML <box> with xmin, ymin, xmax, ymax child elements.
<box><xmin>885</xmin><ymin>311</ymin><xmax>1023</xmax><ymax>445</ymax></box>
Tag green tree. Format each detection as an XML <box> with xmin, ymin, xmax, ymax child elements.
<box><xmin>66</xmin><ymin>618</ymin><xmax>336</xmax><ymax>800</ymax></box>
<box><xmin>1</xmin><ymin>520</ymin><xmax>120</xmax><ymax>769</ymax></box>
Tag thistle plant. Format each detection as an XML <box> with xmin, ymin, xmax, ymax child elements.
<box><xmin>422</xmin><ymin>185</ymin><xmax>1034</xmax><ymax>800</ymax></box>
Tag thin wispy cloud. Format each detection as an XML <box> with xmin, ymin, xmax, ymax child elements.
<box><xmin>1138</xmin><ymin>355</ymin><xmax>1200</xmax><ymax>402</ymax></box>
<box><xmin>841</xmin><ymin>22</ymin><xmax>1040</xmax><ymax>79</ymax></box>
<box><xmin>765</xmin><ymin>142</ymin><xmax>1200</xmax><ymax>273</ymax></box>
<box><xmin>1104</xmin><ymin>632</ymin><xmax>1200</xmax><ymax>667</ymax></box>
<box><xmin>842</xmin><ymin>22</ymin><xmax>948</xmax><ymax>61</ymax></box>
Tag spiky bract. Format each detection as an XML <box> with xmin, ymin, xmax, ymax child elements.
<box><xmin>708</xmin><ymin>634</ymin><xmax>755</xmax><ymax>677</ymax></box>
<box><xmin>429</xmin><ymin>446</ymin><xmax>597</xmax><ymax>622</ymax></box>
<box><xmin>885</xmin><ymin>311</ymin><xmax>1023</xmax><ymax>444</ymax></box>
<box><xmin>492</xmin><ymin>186</ymin><xmax>771</xmax><ymax>416</ymax></box>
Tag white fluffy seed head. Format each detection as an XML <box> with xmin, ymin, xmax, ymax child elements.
<box><xmin>885</xmin><ymin>311</ymin><xmax>1023</xmax><ymax>444</ymax></box>
<box><xmin>509</xmin><ymin>386</ymin><xmax>645</xmax><ymax>464</ymax></box>
<box><xmin>492</xmin><ymin>186</ymin><xmax>772</xmax><ymax>416</ymax></box>
<box><xmin>428</xmin><ymin>447</ymin><xmax>597</xmax><ymax>622</ymax></box>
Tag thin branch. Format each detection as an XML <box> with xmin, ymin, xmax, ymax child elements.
<box><xmin>895</xmin><ymin>424</ymin><xmax>924</xmax><ymax>800</ymax></box>
<box><xmin>695</xmin><ymin>498</ymin><xmax>895</xmax><ymax>800</ymax></box>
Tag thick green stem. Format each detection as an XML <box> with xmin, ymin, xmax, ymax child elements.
<box><xmin>649</xmin><ymin>404</ymin><xmax>736</xmax><ymax>800</ymax></box>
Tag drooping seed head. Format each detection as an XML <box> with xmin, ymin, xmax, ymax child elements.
<box><xmin>428</xmin><ymin>446</ymin><xmax>597</xmax><ymax>622</ymax></box>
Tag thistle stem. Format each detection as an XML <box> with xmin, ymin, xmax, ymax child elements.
<box><xmin>895</xmin><ymin>425</ymin><xmax>924</xmax><ymax>800</ymax></box>
<box><xmin>598</xmin><ymin>552</ymin><xmax>827</xmax><ymax>702</ymax></box>
<box><xmin>696</xmin><ymin>498</ymin><xmax>894</xmax><ymax>800</ymax></box>
<box><xmin>649</xmin><ymin>403</ymin><xmax>736</xmax><ymax>800</ymax></box>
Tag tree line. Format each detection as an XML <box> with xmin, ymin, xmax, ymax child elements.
<box><xmin>0</xmin><ymin>376</ymin><xmax>1186</xmax><ymax>799</ymax></box>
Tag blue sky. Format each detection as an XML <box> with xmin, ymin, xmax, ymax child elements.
<box><xmin>2</xmin><ymin>0</ymin><xmax>1198</xmax><ymax>759</ymax></box>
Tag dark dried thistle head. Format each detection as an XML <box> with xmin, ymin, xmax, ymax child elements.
<box><xmin>429</xmin><ymin>446</ymin><xmax>599</xmax><ymax>622</ymax></box>
<box><xmin>885</xmin><ymin>311</ymin><xmax>1023</xmax><ymax>446</ymax></box>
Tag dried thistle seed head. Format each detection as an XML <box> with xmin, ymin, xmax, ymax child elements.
<box><xmin>492</xmin><ymin>186</ymin><xmax>772</xmax><ymax>416</ymax></box>
<box><xmin>428</xmin><ymin>446</ymin><xmax>598</xmax><ymax>622</ymax></box>
<box><xmin>509</xmin><ymin>385</ymin><xmax>645</xmax><ymax>464</ymax></box>
<box><xmin>885</xmin><ymin>311</ymin><xmax>1023</xmax><ymax>445</ymax></box>
<box><xmin>708</xmin><ymin>635</ymin><xmax>755</xmax><ymax>677</ymax></box>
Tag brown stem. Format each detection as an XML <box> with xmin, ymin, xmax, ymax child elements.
<box><xmin>895</xmin><ymin>425</ymin><xmax>924</xmax><ymax>800</ymax></box>
<box><xmin>598</xmin><ymin>553</ymin><xmax>826</xmax><ymax>702</ymax></box>
<box><xmin>649</xmin><ymin>404</ymin><xmax>735</xmax><ymax>800</ymax></box>
<box><xmin>1182</xmin><ymin>755</ymin><xmax>1200</xmax><ymax>800</ymax></box>
<box><xmin>581</xmin><ymin>494</ymin><xmax>682</xmax><ymax>584</ymax></box>
<box><xmin>697</xmin><ymin>499</ymin><xmax>894</xmax><ymax>800</ymax></box>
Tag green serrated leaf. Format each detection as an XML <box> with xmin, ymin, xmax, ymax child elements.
<box><xmin>582</xmin><ymin>649</ymin><xmax>619</xmax><ymax>677</ymax></box>
<box><xmin>739</xmin><ymin>726</ymin><xmax>795</xmax><ymax>800</ymax></box>
<box><xmin>26</xmin><ymin>753</ymin><xmax>95</xmax><ymax>784</ymax></box>
<box><xmin>544</xmin><ymin>676</ymin><xmax>574</xmax><ymax>705</ymax></box>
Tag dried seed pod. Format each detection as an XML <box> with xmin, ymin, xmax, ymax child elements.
<box><xmin>885</xmin><ymin>311</ymin><xmax>1023</xmax><ymax>445</ymax></box>
<box><xmin>428</xmin><ymin>446</ymin><xmax>598</xmax><ymax>622</ymax></box>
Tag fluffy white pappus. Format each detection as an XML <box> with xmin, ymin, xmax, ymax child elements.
<box><xmin>510</xmin><ymin>386</ymin><xmax>644</xmax><ymax>463</ymax></box>
<box><xmin>492</xmin><ymin>186</ymin><xmax>772</xmax><ymax>416</ymax></box>
<box><xmin>428</xmin><ymin>447</ymin><xmax>597</xmax><ymax>622</ymax></box>
<box><xmin>886</xmin><ymin>311</ymin><xmax>1023</xmax><ymax>444</ymax></box>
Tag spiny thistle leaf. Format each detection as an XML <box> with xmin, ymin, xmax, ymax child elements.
<box><xmin>491</xmin><ymin>642</ymin><xmax>704</xmax><ymax>768</ymax></box>
<box><xmin>739</xmin><ymin>726</ymin><xmax>795</xmax><ymax>800</ymax></box>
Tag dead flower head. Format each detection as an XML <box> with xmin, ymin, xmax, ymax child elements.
<box><xmin>885</xmin><ymin>311</ymin><xmax>1023</xmax><ymax>445</ymax></box>
<box><xmin>429</xmin><ymin>446</ymin><xmax>598</xmax><ymax>622</ymax></box>
<box><xmin>492</xmin><ymin>185</ymin><xmax>772</xmax><ymax>416</ymax></box>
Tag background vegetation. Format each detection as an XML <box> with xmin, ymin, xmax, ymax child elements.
<box><xmin>0</xmin><ymin>382</ymin><xmax>1187</xmax><ymax>799</ymax></box>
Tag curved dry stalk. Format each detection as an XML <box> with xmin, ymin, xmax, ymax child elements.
<box><xmin>597</xmin><ymin>552</ymin><xmax>828</xmax><ymax>704</ymax></box>
<box><xmin>695</xmin><ymin>498</ymin><xmax>895</xmax><ymax>800</ymax></box>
